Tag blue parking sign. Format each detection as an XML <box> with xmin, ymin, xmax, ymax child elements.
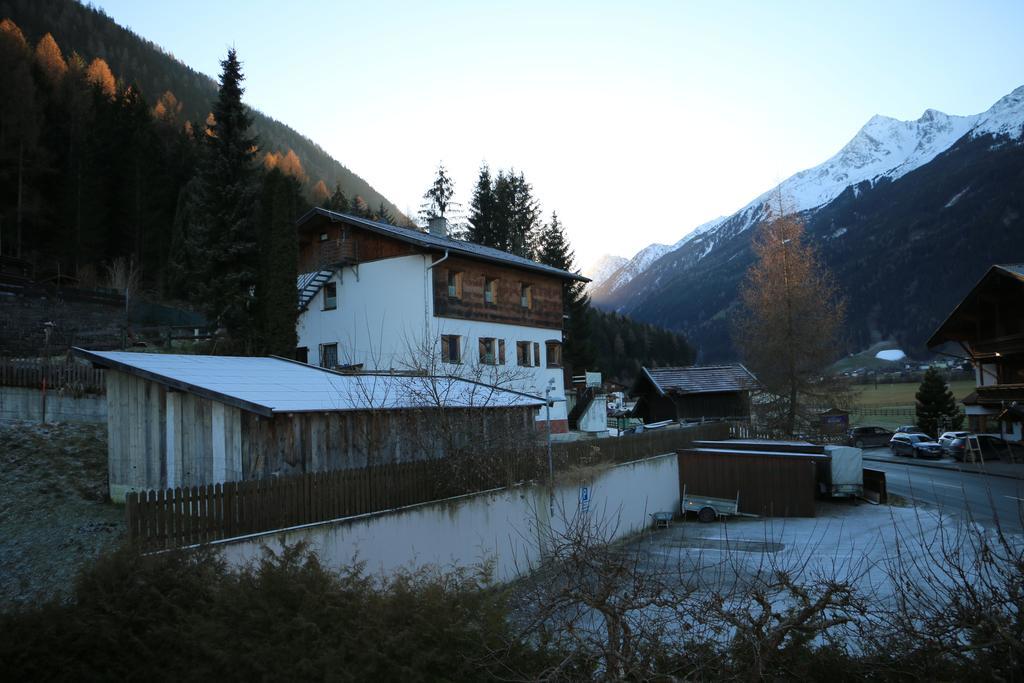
<box><xmin>579</xmin><ymin>486</ymin><xmax>590</xmax><ymax>513</ymax></box>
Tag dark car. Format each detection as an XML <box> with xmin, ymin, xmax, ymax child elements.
<box><xmin>945</xmin><ymin>434</ymin><xmax>1024</xmax><ymax>461</ymax></box>
<box><xmin>889</xmin><ymin>433</ymin><xmax>943</xmax><ymax>459</ymax></box>
<box><xmin>847</xmin><ymin>426</ymin><xmax>894</xmax><ymax>448</ymax></box>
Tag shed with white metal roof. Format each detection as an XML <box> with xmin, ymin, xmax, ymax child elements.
<box><xmin>75</xmin><ymin>349</ymin><xmax>544</xmax><ymax>501</ymax></box>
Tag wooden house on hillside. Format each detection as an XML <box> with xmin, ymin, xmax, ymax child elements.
<box><xmin>75</xmin><ymin>349</ymin><xmax>544</xmax><ymax>502</ymax></box>
<box><xmin>293</xmin><ymin>209</ymin><xmax>588</xmax><ymax>433</ymax></box>
<box><xmin>630</xmin><ymin>365</ymin><xmax>758</xmax><ymax>423</ymax></box>
<box><xmin>927</xmin><ymin>263</ymin><xmax>1024</xmax><ymax>442</ymax></box>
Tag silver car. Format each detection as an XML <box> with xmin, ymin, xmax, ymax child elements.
<box><xmin>938</xmin><ymin>431</ymin><xmax>971</xmax><ymax>449</ymax></box>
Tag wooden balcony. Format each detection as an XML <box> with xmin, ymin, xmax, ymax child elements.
<box><xmin>298</xmin><ymin>238</ymin><xmax>358</xmax><ymax>273</ymax></box>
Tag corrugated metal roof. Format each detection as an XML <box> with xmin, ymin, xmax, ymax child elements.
<box><xmin>75</xmin><ymin>349</ymin><xmax>544</xmax><ymax>417</ymax></box>
<box><xmin>642</xmin><ymin>365</ymin><xmax>759</xmax><ymax>396</ymax></box>
<box><xmin>297</xmin><ymin>208</ymin><xmax>589</xmax><ymax>282</ymax></box>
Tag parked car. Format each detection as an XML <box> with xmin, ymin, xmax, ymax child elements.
<box><xmin>945</xmin><ymin>434</ymin><xmax>1024</xmax><ymax>461</ymax></box>
<box><xmin>895</xmin><ymin>425</ymin><xmax>920</xmax><ymax>434</ymax></box>
<box><xmin>847</xmin><ymin>426</ymin><xmax>894</xmax><ymax>448</ymax></box>
<box><xmin>937</xmin><ymin>431</ymin><xmax>972</xmax><ymax>449</ymax></box>
<box><xmin>889</xmin><ymin>433</ymin><xmax>944</xmax><ymax>459</ymax></box>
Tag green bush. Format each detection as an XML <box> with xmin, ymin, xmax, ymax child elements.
<box><xmin>0</xmin><ymin>544</ymin><xmax>551</xmax><ymax>681</ymax></box>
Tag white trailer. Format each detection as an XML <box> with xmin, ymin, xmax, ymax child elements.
<box><xmin>823</xmin><ymin>445</ymin><xmax>863</xmax><ymax>498</ymax></box>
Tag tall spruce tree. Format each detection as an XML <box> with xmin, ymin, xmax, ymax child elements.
<box><xmin>185</xmin><ymin>48</ymin><xmax>259</xmax><ymax>351</ymax></box>
<box><xmin>915</xmin><ymin>368</ymin><xmax>964</xmax><ymax>437</ymax></box>
<box><xmin>420</xmin><ymin>162</ymin><xmax>455</xmax><ymax>220</ymax></box>
<box><xmin>326</xmin><ymin>182</ymin><xmax>350</xmax><ymax>212</ymax></box>
<box><xmin>256</xmin><ymin>167</ymin><xmax>303</xmax><ymax>356</ymax></box>
<box><xmin>536</xmin><ymin>211</ymin><xmax>596</xmax><ymax>372</ymax></box>
<box><xmin>466</xmin><ymin>163</ymin><xmax>495</xmax><ymax>246</ymax></box>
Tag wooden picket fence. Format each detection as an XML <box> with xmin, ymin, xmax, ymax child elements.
<box><xmin>126</xmin><ymin>460</ymin><xmax>469</xmax><ymax>551</ymax></box>
<box><xmin>0</xmin><ymin>358</ymin><xmax>105</xmax><ymax>394</ymax></box>
<box><xmin>126</xmin><ymin>422</ymin><xmax>731</xmax><ymax>550</ymax></box>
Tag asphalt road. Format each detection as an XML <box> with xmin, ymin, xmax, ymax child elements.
<box><xmin>862</xmin><ymin>448</ymin><xmax>1024</xmax><ymax>533</ymax></box>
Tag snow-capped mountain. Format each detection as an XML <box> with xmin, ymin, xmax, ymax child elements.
<box><xmin>582</xmin><ymin>254</ymin><xmax>627</xmax><ymax>291</ymax></box>
<box><xmin>591</xmin><ymin>243</ymin><xmax>670</xmax><ymax>293</ymax></box>
<box><xmin>594</xmin><ymin>85</ymin><xmax>1024</xmax><ymax>300</ymax></box>
<box><xmin>588</xmin><ymin>216</ymin><xmax>727</xmax><ymax>293</ymax></box>
<box><xmin>592</xmin><ymin>84</ymin><xmax>1024</xmax><ymax>361</ymax></box>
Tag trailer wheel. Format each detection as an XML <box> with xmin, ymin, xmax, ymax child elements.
<box><xmin>697</xmin><ymin>507</ymin><xmax>716</xmax><ymax>523</ymax></box>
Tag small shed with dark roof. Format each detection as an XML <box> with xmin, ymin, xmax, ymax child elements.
<box><xmin>631</xmin><ymin>365</ymin><xmax>758</xmax><ymax>423</ymax></box>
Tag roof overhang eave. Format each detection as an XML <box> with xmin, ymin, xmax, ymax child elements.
<box><xmin>296</xmin><ymin>208</ymin><xmax>589</xmax><ymax>283</ymax></box>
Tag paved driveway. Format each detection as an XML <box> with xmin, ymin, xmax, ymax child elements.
<box><xmin>862</xmin><ymin>447</ymin><xmax>1024</xmax><ymax>533</ymax></box>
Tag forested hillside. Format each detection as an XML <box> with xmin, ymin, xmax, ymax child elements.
<box><xmin>0</xmin><ymin>0</ymin><xmax>403</xmax><ymax>288</ymax></box>
<box><xmin>589</xmin><ymin>310</ymin><xmax>694</xmax><ymax>385</ymax></box>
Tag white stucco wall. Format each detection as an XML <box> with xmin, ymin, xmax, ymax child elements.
<box><xmin>298</xmin><ymin>255</ymin><xmax>434</xmax><ymax>372</ymax></box>
<box><xmin>216</xmin><ymin>451</ymin><xmax>681</xmax><ymax>583</ymax></box>
<box><xmin>297</xmin><ymin>255</ymin><xmax>568</xmax><ymax>423</ymax></box>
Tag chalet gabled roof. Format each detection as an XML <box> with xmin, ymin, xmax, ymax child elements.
<box><xmin>637</xmin><ymin>365</ymin><xmax>759</xmax><ymax>396</ymax></box>
<box><xmin>296</xmin><ymin>208</ymin><xmax>589</xmax><ymax>282</ymax></box>
<box><xmin>73</xmin><ymin>349</ymin><xmax>545</xmax><ymax>418</ymax></box>
<box><xmin>927</xmin><ymin>263</ymin><xmax>1024</xmax><ymax>348</ymax></box>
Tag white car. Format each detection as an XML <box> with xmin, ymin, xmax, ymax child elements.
<box><xmin>937</xmin><ymin>431</ymin><xmax>971</xmax><ymax>448</ymax></box>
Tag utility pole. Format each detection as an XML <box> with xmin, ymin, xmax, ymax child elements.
<box><xmin>545</xmin><ymin>377</ymin><xmax>555</xmax><ymax>516</ymax></box>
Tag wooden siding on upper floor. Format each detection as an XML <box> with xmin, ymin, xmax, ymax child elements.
<box><xmin>433</xmin><ymin>255</ymin><xmax>564</xmax><ymax>330</ymax></box>
<box><xmin>298</xmin><ymin>224</ymin><xmax>419</xmax><ymax>272</ymax></box>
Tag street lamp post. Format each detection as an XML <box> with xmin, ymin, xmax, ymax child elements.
<box><xmin>545</xmin><ymin>377</ymin><xmax>555</xmax><ymax>516</ymax></box>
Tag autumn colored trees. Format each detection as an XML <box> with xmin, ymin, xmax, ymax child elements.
<box><xmin>733</xmin><ymin>208</ymin><xmax>847</xmax><ymax>434</ymax></box>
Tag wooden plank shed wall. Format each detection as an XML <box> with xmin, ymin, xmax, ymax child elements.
<box><xmin>677</xmin><ymin>449</ymin><xmax>820</xmax><ymax>517</ymax></box>
<box><xmin>240</xmin><ymin>406</ymin><xmax>536</xmax><ymax>480</ymax></box>
<box><xmin>105</xmin><ymin>367</ymin><xmax>538</xmax><ymax>501</ymax></box>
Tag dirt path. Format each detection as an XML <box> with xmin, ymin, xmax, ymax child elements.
<box><xmin>0</xmin><ymin>421</ymin><xmax>124</xmax><ymax>609</ymax></box>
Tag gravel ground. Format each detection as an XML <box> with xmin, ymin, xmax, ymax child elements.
<box><xmin>0</xmin><ymin>421</ymin><xmax>124</xmax><ymax>609</ymax></box>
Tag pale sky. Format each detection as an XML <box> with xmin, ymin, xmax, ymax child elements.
<box><xmin>96</xmin><ymin>0</ymin><xmax>1024</xmax><ymax>270</ymax></box>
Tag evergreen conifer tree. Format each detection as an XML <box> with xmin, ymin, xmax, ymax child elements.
<box><xmin>185</xmin><ymin>48</ymin><xmax>260</xmax><ymax>351</ymax></box>
<box><xmin>374</xmin><ymin>201</ymin><xmax>394</xmax><ymax>225</ymax></box>
<box><xmin>420</xmin><ymin>162</ymin><xmax>455</xmax><ymax>221</ymax></box>
<box><xmin>326</xmin><ymin>182</ymin><xmax>350</xmax><ymax>212</ymax></box>
<box><xmin>535</xmin><ymin>212</ymin><xmax>596</xmax><ymax>372</ymax></box>
<box><xmin>466</xmin><ymin>163</ymin><xmax>495</xmax><ymax>246</ymax></box>
<box><xmin>915</xmin><ymin>368</ymin><xmax>964</xmax><ymax>436</ymax></box>
<box><xmin>256</xmin><ymin>167</ymin><xmax>303</xmax><ymax>356</ymax></box>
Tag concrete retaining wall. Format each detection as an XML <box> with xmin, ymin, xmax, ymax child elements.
<box><xmin>216</xmin><ymin>451</ymin><xmax>681</xmax><ymax>582</ymax></box>
<box><xmin>0</xmin><ymin>386</ymin><xmax>107</xmax><ymax>423</ymax></box>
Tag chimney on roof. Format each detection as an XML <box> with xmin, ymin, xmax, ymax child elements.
<box><xmin>428</xmin><ymin>216</ymin><xmax>448</xmax><ymax>238</ymax></box>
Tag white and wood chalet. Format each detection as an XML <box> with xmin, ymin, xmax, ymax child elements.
<box><xmin>294</xmin><ymin>210</ymin><xmax>588</xmax><ymax>432</ymax></box>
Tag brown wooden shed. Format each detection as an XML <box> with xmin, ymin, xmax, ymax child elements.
<box><xmin>678</xmin><ymin>439</ymin><xmax>828</xmax><ymax>517</ymax></box>
<box><xmin>75</xmin><ymin>349</ymin><xmax>543</xmax><ymax>502</ymax></box>
<box><xmin>631</xmin><ymin>365</ymin><xmax>758</xmax><ymax>423</ymax></box>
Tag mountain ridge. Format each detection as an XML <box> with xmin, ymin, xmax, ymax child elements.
<box><xmin>0</xmin><ymin>0</ymin><xmax>406</xmax><ymax>220</ymax></box>
<box><xmin>591</xmin><ymin>84</ymin><xmax>1024</xmax><ymax>361</ymax></box>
